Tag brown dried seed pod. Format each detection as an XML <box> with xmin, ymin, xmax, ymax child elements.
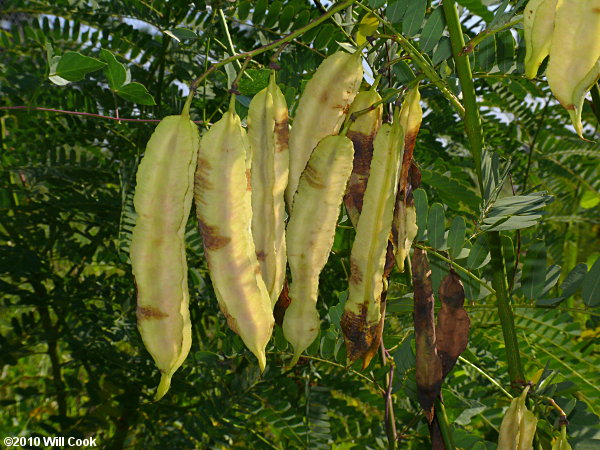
<box><xmin>412</xmin><ymin>247</ymin><xmax>443</xmax><ymax>423</ymax></box>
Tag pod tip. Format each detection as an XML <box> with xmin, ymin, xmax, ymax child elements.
<box><xmin>256</xmin><ymin>351</ymin><xmax>267</xmax><ymax>373</ymax></box>
<box><xmin>154</xmin><ymin>373</ymin><xmax>172</xmax><ymax>401</ymax></box>
<box><xmin>288</xmin><ymin>351</ymin><xmax>301</xmax><ymax>368</ymax></box>
<box><xmin>567</xmin><ymin>109</ymin><xmax>585</xmax><ymax>140</ymax></box>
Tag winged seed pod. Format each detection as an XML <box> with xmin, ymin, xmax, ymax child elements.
<box><xmin>343</xmin><ymin>88</ymin><xmax>383</xmax><ymax>228</ymax></box>
<box><xmin>523</xmin><ymin>0</ymin><xmax>561</xmax><ymax>79</ymax></box>
<box><xmin>394</xmin><ymin>86</ymin><xmax>422</xmax><ymax>273</ymax></box>
<box><xmin>283</xmin><ymin>135</ymin><xmax>354</xmax><ymax>365</ymax></box>
<box><xmin>247</xmin><ymin>73</ymin><xmax>289</xmax><ymax>307</ymax></box>
<box><xmin>130</xmin><ymin>96</ymin><xmax>199</xmax><ymax>401</ymax></box>
<box><xmin>341</xmin><ymin>112</ymin><xmax>403</xmax><ymax>365</ymax></box>
<box><xmin>194</xmin><ymin>97</ymin><xmax>274</xmax><ymax>371</ymax></box>
<box><xmin>285</xmin><ymin>50</ymin><xmax>363</xmax><ymax>211</ymax></box>
<box><xmin>497</xmin><ymin>386</ymin><xmax>538</xmax><ymax>450</ymax></box>
<box><xmin>546</xmin><ymin>0</ymin><xmax>600</xmax><ymax>138</ymax></box>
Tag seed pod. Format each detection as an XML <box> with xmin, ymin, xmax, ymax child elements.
<box><xmin>285</xmin><ymin>51</ymin><xmax>363</xmax><ymax>211</ymax></box>
<box><xmin>247</xmin><ymin>73</ymin><xmax>289</xmax><ymax>307</ymax></box>
<box><xmin>343</xmin><ymin>88</ymin><xmax>383</xmax><ymax>228</ymax></box>
<box><xmin>195</xmin><ymin>97</ymin><xmax>274</xmax><ymax>371</ymax></box>
<box><xmin>412</xmin><ymin>247</ymin><xmax>443</xmax><ymax>423</ymax></box>
<box><xmin>436</xmin><ymin>270</ymin><xmax>470</xmax><ymax>378</ymax></box>
<box><xmin>341</xmin><ymin>113</ymin><xmax>403</xmax><ymax>365</ymax></box>
<box><xmin>546</xmin><ymin>0</ymin><xmax>600</xmax><ymax>138</ymax></box>
<box><xmin>552</xmin><ymin>426</ymin><xmax>572</xmax><ymax>450</ymax></box>
<box><xmin>130</xmin><ymin>98</ymin><xmax>199</xmax><ymax>401</ymax></box>
<box><xmin>283</xmin><ymin>135</ymin><xmax>354</xmax><ymax>365</ymax></box>
<box><xmin>523</xmin><ymin>0</ymin><xmax>561</xmax><ymax>79</ymax></box>
<box><xmin>497</xmin><ymin>386</ymin><xmax>538</xmax><ymax>450</ymax></box>
<box><xmin>394</xmin><ymin>86</ymin><xmax>422</xmax><ymax>273</ymax></box>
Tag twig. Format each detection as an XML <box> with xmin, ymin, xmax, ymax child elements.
<box><xmin>434</xmin><ymin>397</ymin><xmax>456</xmax><ymax>450</ymax></box>
<box><xmin>269</xmin><ymin>42</ymin><xmax>289</xmax><ymax>70</ymax></box>
<box><xmin>413</xmin><ymin>243</ymin><xmax>496</xmax><ymax>295</ymax></box>
<box><xmin>458</xmin><ymin>355</ymin><xmax>513</xmax><ymax>398</ymax></box>
<box><xmin>0</xmin><ymin>106</ymin><xmax>206</xmax><ymax>124</ymax></box>
<box><xmin>230</xmin><ymin>55</ymin><xmax>253</xmax><ymax>94</ymax></box>
<box><xmin>381</xmin><ymin>341</ymin><xmax>397</xmax><ymax>449</ymax></box>
<box><xmin>354</xmin><ymin>3</ymin><xmax>465</xmax><ymax>117</ymax></box>
<box><xmin>460</xmin><ymin>16</ymin><xmax>523</xmax><ymax>56</ymax></box>
<box><xmin>189</xmin><ymin>0</ymin><xmax>358</xmax><ymax>91</ymax></box>
<box><xmin>278</xmin><ymin>352</ymin><xmax>386</xmax><ymax>394</ymax></box>
<box><xmin>219</xmin><ymin>8</ymin><xmax>242</xmax><ymax>70</ymax></box>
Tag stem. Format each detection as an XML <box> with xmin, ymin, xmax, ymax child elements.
<box><xmin>442</xmin><ymin>0</ymin><xmax>483</xmax><ymax>191</ymax></box>
<box><xmin>155</xmin><ymin>9</ymin><xmax>170</xmax><ymax>109</ymax></box>
<box><xmin>190</xmin><ymin>0</ymin><xmax>357</xmax><ymax>91</ymax></box>
<box><xmin>488</xmin><ymin>232</ymin><xmax>524</xmax><ymax>383</ymax></box>
<box><xmin>443</xmin><ymin>0</ymin><xmax>524</xmax><ymax>385</ymax></box>
<box><xmin>230</xmin><ymin>55</ymin><xmax>253</xmax><ymax>93</ymax></box>
<box><xmin>460</xmin><ymin>16</ymin><xmax>523</xmax><ymax>56</ymax></box>
<box><xmin>413</xmin><ymin>243</ymin><xmax>496</xmax><ymax>295</ymax></box>
<box><xmin>381</xmin><ymin>341</ymin><xmax>397</xmax><ymax>449</ymax></box>
<box><xmin>202</xmin><ymin>35</ymin><xmax>212</xmax><ymax>124</ymax></box>
<box><xmin>434</xmin><ymin>398</ymin><xmax>456</xmax><ymax>450</ymax></box>
<box><xmin>356</xmin><ymin>4</ymin><xmax>465</xmax><ymax>117</ymax></box>
<box><xmin>0</xmin><ymin>106</ymin><xmax>206</xmax><ymax>123</ymax></box>
<box><xmin>219</xmin><ymin>9</ymin><xmax>242</xmax><ymax>70</ymax></box>
<box><xmin>458</xmin><ymin>356</ymin><xmax>513</xmax><ymax>398</ymax></box>
<box><xmin>277</xmin><ymin>352</ymin><xmax>386</xmax><ymax>393</ymax></box>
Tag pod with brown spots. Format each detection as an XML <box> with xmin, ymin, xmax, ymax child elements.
<box><xmin>247</xmin><ymin>72</ymin><xmax>289</xmax><ymax>307</ymax></box>
<box><xmin>341</xmin><ymin>110</ymin><xmax>403</xmax><ymax>366</ymax></box>
<box><xmin>194</xmin><ymin>97</ymin><xmax>274</xmax><ymax>371</ymax></box>
<box><xmin>393</xmin><ymin>86</ymin><xmax>422</xmax><ymax>273</ymax></box>
<box><xmin>130</xmin><ymin>97</ymin><xmax>199</xmax><ymax>400</ymax></box>
<box><xmin>283</xmin><ymin>135</ymin><xmax>354</xmax><ymax>365</ymax></box>
<box><xmin>285</xmin><ymin>50</ymin><xmax>363</xmax><ymax>211</ymax></box>
<box><xmin>343</xmin><ymin>88</ymin><xmax>383</xmax><ymax>228</ymax></box>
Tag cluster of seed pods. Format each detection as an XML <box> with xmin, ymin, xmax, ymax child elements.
<box><xmin>524</xmin><ymin>0</ymin><xmax>600</xmax><ymax>138</ymax></box>
<box><xmin>130</xmin><ymin>48</ymin><xmax>426</xmax><ymax>398</ymax></box>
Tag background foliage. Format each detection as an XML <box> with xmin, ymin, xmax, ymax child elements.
<box><xmin>1</xmin><ymin>0</ymin><xmax>599</xmax><ymax>448</ymax></box>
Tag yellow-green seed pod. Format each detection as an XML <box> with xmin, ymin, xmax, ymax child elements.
<box><xmin>195</xmin><ymin>97</ymin><xmax>274</xmax><ymax>371</ymax></box>
<box><xmin>546</xmin><ymin>0</ymin><xmax>600</xmax><ymax>138</ymax></box>
<box><xmin>497</xmin><ymin>386</ymin><xmax>538</xmax><ymax>450</ymax></box>
<box><xmin>341</xmin><ymin>113</ymin><xmax>404</xmax><ymax>364</ymax></box>
<box><xmin>523</xmin><ymin>0</ymin><xmax>561</xmax><ymax>79</ymax></box>
<box><xmin>283</xmin><ymin>135</ymin><xmax>354</xmax><ymax>365</ymax></box>
<box><xmin>394</xmin><ymin>203</ymin><xmax>418</xmax><ymax>272</ymax></box>
<box><xmin>247</xmin><ymin>73</ymin><xmax>289</xmax><ymax>307</ymax></box>
<box><xmin>130</xmin><ymin>98</ymin><xmax>199</xmax><ymax>401</ymax></box>
<box><xmin>552</xmin><ymin>426</ymin><xmax>572</xmax><ymax>450</ymax></box>
<box><xmin>285</xmin><ymin>51</ymin><xmax>363</xmax><ymax>211</ymax></box>
<box><xmin>344</xmin><ymin>89</ymin><xmax>383</xmax><ymax>228</ymax></box>
<box><xmin>394</xmin><ymin>86</ymin><xmax>422</xmax><ymax>272</ymax></box>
